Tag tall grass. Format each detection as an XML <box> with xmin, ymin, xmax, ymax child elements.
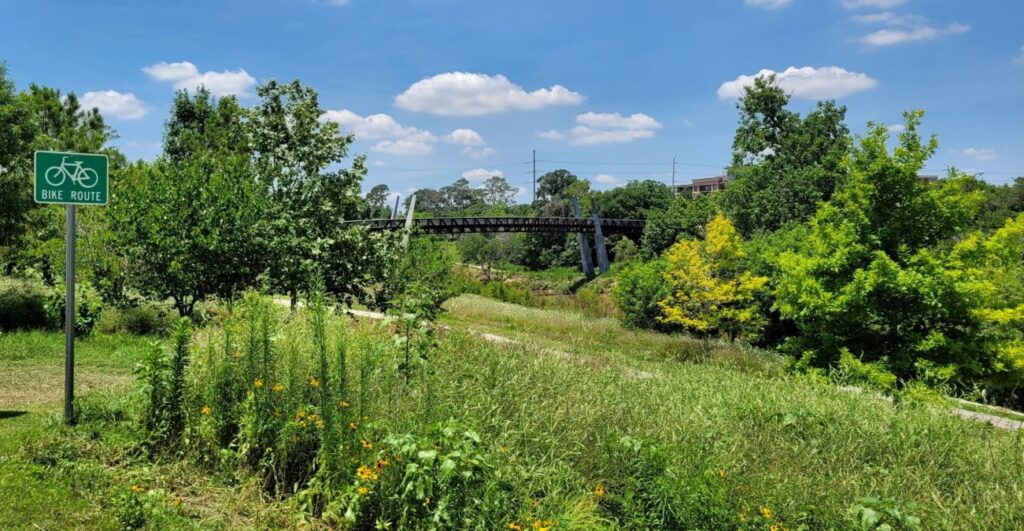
<box><xmin>120</xmin><ymin>292</ymin><xmax>1024</xmax><ymax>528</ymax></box>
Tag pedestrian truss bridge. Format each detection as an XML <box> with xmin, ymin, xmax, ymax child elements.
<box><xmin>341</xmin><ymin>216</ymin><xmax>645</xmax><ymax>239</ymax></box>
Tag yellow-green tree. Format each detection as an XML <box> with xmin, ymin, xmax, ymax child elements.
<box><xmin>658</xmin><ymin>212</ymin><xmax>768</xmax><ymax>340</ymax></box>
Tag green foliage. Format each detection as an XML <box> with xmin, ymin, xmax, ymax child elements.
<box><xmin>720</xmin><ymin>74</ymin><xmax>850</xmax><ymax>236</ymax></box>
<box><xmin>833</xmin><ymin>349</ymin><xmax>898</xmax><ymax>393</ymax></box>
<box><xmin>346</xmin><ymin>422</ymin><xmax>509</xmax><ymax>528</ymax></box>
<box><xmin>114</xmin><ymin>90</ymin><xmax>270</xmax><ymax>316</ymax></box>
<box><xmin>136</xmin><ymin>318</ymin><xmax>192</xmax><ymax>446</ymax></box>
<box><xmin>775</xmin><ymin>111</ymin><xmax>994</xmax><ymax>383</ymax></box>
<box><xmin>0</xmin><ymin>275</ymin><xmax>52</xmax><ymax>331</ymax></box>
<box><xmin>640</xmin><ymin>193</ymin><xmax>717</xmax><ymax>256</ymax></box>
<box><xmin>659</xmin><ymin>213</ymin><xmax>769</xmax><ymax>340</ymax></box>
<box><xmin>598</xmin><ymin>436</ymin><xmax>733</xmax><ymax>529</ymax></box>
<box><xmin>96</xmin><ymin>300</ymin><xmax>176</xmax><ymax>336</ymax></box>
<box><xmin>593</xmin><ymin>179</ymin><xmax>673</xmax><ymax>221</ymax></box>
<box><xmin>370</xmin><ymin>237</ymin><xmax>458</xmax><ymax>315</ymax></box>
<box><xmin>45</xmin><ymin>282</ymin><xmax>103</xmax><ymax>336</ymax></box>
<box><xmin>611</xmin><ymin>236</ymin><xmax>637</xmax><ymax>263</ymax></box>
<box><xmin>847</xmin><ymin>497</ymin><xmax>922</xmax><ymax>530</ymax></box>
<box><xmin>612</xmin><ymin>258</ymin><xmax>673</xmax><ymax>331</ymax></box>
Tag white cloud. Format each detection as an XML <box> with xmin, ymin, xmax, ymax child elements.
<box><xmin>859</xmin><ymin>23</ymin><xmax>969</xmax><ymax>46</ymax></box>
<box><xmin>744</xmin><ymin>0</ymin><xmax>791</xmax><ymax>9</ymax></box>
<box><xmin>143</xmin><ymin>61</ymin><xmax>257</xmax><ymax>97</ymax></box>
<box><xmin>1014</xmin><ymin>46</ymin><xmax>1024</xmax><ymax>65</ymax></box>
<box><xmin>462</xmin><ymin>168</ymin><xmax>505</xmax><ymax>182</ymax></box>
<box><xmin>569</xmin><ymin>112</ymin><xmax>662</xmax><ymax>146</ymax></box>
<box><xmin>962</xmin><ymin>147</ymin><xmax>997</xmax><ymax>161</ymax></box>
<box><xmin>320</xmin><ymin>109</ymin><xmax>421</xmax><ymax>139</ymax></box>
<box><xmin>463</xmin><ymin>146</ymin><xmax>496</xmax><ymax>159</ymax></box>
<box><xmin>372</xmin><ymin>132</ymin><xmax>436</xmax><ymax>156</ymax></box>
<box><xmin>320</xmin><ymin>109</ymin><xmax>437</xmax><ymax>156</ymax></box>
<box><xmin>445</xmin><ymin>128</ymin><xmax>485</xmax><ymax>146</ymax></box>
<box><xmin>537</xmin><ymin>129</ymin><xmax>566</xmax><ymax>141</ymax></box>
<box><xmin>576</xmin><ymin>111</ymin><xmax>661</xmax><ymax>130</ymax></box>
<box><xmin>594</xmin><ymin>174</ymin><xmax>618</xmax><ymax>184</ymax></box>
<box><xmin>717</xmin><ymin>66</ymin><xmax>877</xmax><ymax>100</ymax></box>
<box><xmin>394</xmin><ymin>72</ymin><xmax>584</xmax><ymax>116</ymax></box>
<box><xmin>886</xmin><ymin>124</ymin><xmax>905</xmax><ymax>133</ymax></box>
<box><xmin>443</xmin><ymin>128</ymin><xmax>495</xmax><ymax>159</ymax></box>
<box><xmin>80</xmin><ymin>90</ymin><xmax>146</xmax><ymax>120</ymax></box>
<box><xmin>850</xmin><ymin>11</ymin><xmax>926</xmax><ymax>26</ymax></box>
<box><xmin>841</xmin><ymin>0</ymin><xmax>907</xmax><ymax>9</ymax></box>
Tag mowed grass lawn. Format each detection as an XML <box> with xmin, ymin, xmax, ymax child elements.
<box><xmin>2</xmin><ymin>296</ymin><xmax>1024</xmax><ymax>529</ymax></box>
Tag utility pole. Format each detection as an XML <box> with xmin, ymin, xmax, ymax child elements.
<box><xmin>671</xmin><ymin>156</ymin><xmax>676</xmax><ymax>194</ymax></box>
<box><xmin>532</xmin><ymin>149</ymin><xmax>536</xmax><ymax>203</ymax></box>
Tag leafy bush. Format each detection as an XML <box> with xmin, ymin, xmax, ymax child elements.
<box><xmin>847</xmin><ymin>497</ymin><xmax>922</xmax><ymax>530</ymax></box>
<box><xmin>833</xmin><ymin>349</ymin><xmax>898</xmax><ymax>393</ymax></box>
<box><xmin>346</xmin><ymin>422</ymin><xmax>513</xmax><ymax>528</ymax></box>
<box><xmin>613</xmin><ymin>258</ymin><xmax>673</xmax><ymax>331</ymax></box>
<box><xmin>45</xmin><ymin>282</ymin><xmax>103</xmax><ymax>336</ymax></box>
<box><xmin>96</xmin><ymin>300</ymin><xmax>176</xmax><ymax>336</ymax></box>
<box><xmin>0</xmin><ymin>276</ymin><xmax>52</xmax><ymax>331</ymax></box>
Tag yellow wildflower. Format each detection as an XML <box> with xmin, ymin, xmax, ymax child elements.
<box><xmin>508</xmin><ymin>524</ymin><xmax>523</xmax><ymax>531</ymax></box>
<box><xmin>718</xmin><ymin>468</ymin><xmax>725</xmax><ymax>478</ymax></box>
<box><xmin>594</xmin><ymin>484</ymin><xmax>605</xmax><ymax>497</ymax></box>
<box><xmin>295</xmin><ymin>410</ymin><xmax>306</xmax><ymax>421</ymax></box>
<box><xmin>361</xmin><ymin>439</ymin><xmax>373</xmax><ymax>449</ymax></box>
<box><xmin>339</xmin><ymin>400</ymin><xmax>350</xmax><ymax>408</ymax></box>
<box><xmin>770</xmin><ymin>524</ymin><xmax>782</xmax><ymax>531</ymax></box>
<box><xmin>761</xmin><ymin>506</ymin><xmax>773</xmax><ymax>520</ymax></box>
<box><xmin>172</xmin><ymin>497</ymin><xmax>182</xmax><ymax>508</ymax></box>
<box><xmin>374</xmin><ymin>457</ymin><xmax>389</xmax><ymax>470</ymax></box>
<box><xmin>349</xmin><ymin>422</ymin><xmax>358</xmax><ymax>431</ymax></box>
<box><xmin>357</xmin><ymin>486</ymin><xmax>369</xmax><ymax>496</ymax></box>
<box><xmin>272</xmin><ymin>383</ymin><xmax>285</xmax><ymax>392</ymax></box>
<box><xmin>254</xmin><ymin>378</ymin><xmax>264</xmax><ymax>388</ymax></box>
<box><xmin>201</xmin><ymin>405</ymin><xmax>212</xmax><ymax>415</ymax></box>
<box><xmin>131</xmin><ymin>484</ymin><xmax>145</xmax><ymax>494</ymax></box>
<box><xmin>356</xmin><ymin>465</ymin><xmax>379</xmax><ymax>482</ymax></box>
<box><xmin>309</xmin><ymin>377</ymin><xmax>320</xmax><ymax>388</ymax></box>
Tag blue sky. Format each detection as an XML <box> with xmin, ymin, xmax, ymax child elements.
<box><xmin>2</xmin><ymin>0</ymin><xmax>1022</xmax><ymax>200</ymax></box>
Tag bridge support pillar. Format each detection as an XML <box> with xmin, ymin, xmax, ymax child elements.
<box><xmin>590</xmin><ymin>195</ymin><xmax>610</xmax><ymax>274</ymax></box>
<box><xmin>402</xmin><ymin>194</ymin><xmax>416</xmax><ymax>248</ymax></box>
<box><xmin>571</xmin><ymin>197</ymin><xmax>594</xmax><ymax>277</ymax></box>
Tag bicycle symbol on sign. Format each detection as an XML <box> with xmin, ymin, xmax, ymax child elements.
<box><xmin>44</xmin><ymin>156</ymin><xmax>99</xmax><ymax>189</ymax></box>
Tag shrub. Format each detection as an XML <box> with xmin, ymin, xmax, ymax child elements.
<box><xmin>612</xmin><ymin>258</ymin><xmax>673</xmax><ymax>331</ymax></box>
<box><xmin>345</xmin><ymin>422</ymin><xmax>513</xmax><ymax>528</ymax></box>
<box><xmin>45</xmin><ymin>282</ymin><xmax>104</xmax><ymax>336</ymax></box>
<box><xmin>833</xmin><ymin>349</ymin><xmax>898</xmax><ymax>393</ymax></box>
<box><xmin>97</xmin><ymin>301</ymin><xmax>176</xmax><ymax>336</ymax></box>
<box><xmin>0</xmin><ymin>276</ymin><xmax>52</xmax><ymax>331</ymax></box>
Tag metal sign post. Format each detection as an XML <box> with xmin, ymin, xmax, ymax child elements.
<box><xmin>34</xmin><ymin>150</ymin><xmax>109</xmax><ymax>424</ymax></box>
<box><xmin>64</xmin><ymin>205</ymin><xmax>76</xmax><ymax>422</ymax></box>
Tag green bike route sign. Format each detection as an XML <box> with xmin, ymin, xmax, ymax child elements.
<box><xmin>34</xmin><ymin>150</ymin><xmax>109</xmax><ymax>205</ymax></box>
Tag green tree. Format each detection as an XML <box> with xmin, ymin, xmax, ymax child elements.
<box><xmin>365</xmin><ymin>183</ymin><xmax>391</xmax><ymax>217</ymax></box>
<box><xmin>720</xmin><ymin>75</ymin><xmax>850</xmax><ymax>236</ymax></box>
<box><xmin>481</xmin><ymin>175</ymin><xmax>517</xmax><ymax>208</ymax></box>
<box><xmin>774</xmin><ymin>111</ymin><xmax>986</xmax><ymax>376</ymax></box>
<box><xmin>535</xmin><ymin>169</ymin><xmax>579</xmax><ymax>204</ymax></box>
<box><xmin>248</xmin><ymin>79</ymin><xmax>358</xmax><ymax>307</ymax></box>
<box><xmin>0</xmin><ymin>63</ymin><xmax>38</xmax><ymax>265</ymax></box>
<box><xmin>593</xmin><ymin>179</ymin><xmax>673</xmax><ymax>221</ymax></box>
<box><xmin>115</xmin><ymin>91</ymin><xmax>269</xmax><ymax>316</ymax></box>
<box><xmin>659</xmin><ymin>212</ymin><xmax>768</xmax><ymax>340</ymax></box>
<box><xmin>640</xmin><ymin>193</ymin><xmax>717</xmax><ymax>256</ymax></box>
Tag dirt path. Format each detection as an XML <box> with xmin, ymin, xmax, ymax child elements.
<box><xmin>0</xmin><ymin>364</ymin><xmax>133</xmax><ymax>410</ymax></box>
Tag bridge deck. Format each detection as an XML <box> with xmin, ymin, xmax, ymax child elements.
<box><xmin>342</xmin><ymin>217</ymin><xmax>645</xmax><ymax>236</ymax></box>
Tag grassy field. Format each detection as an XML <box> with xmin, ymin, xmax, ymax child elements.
<box><xmin>2</xmin><ymin>296</ymin><xmax>1024</xmax><ymax>529</ymax></box>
